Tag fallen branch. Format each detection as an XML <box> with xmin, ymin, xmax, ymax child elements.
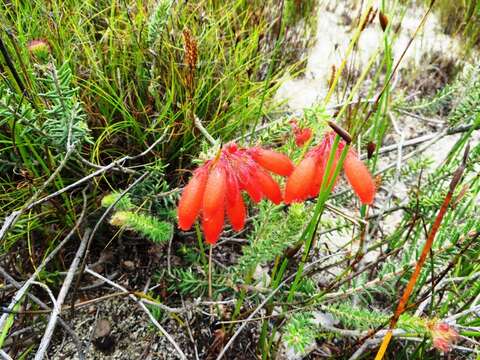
<box><xmin>34</xmin><ymin>228</ymin><xmax>90</xmax><ymax>360</ymax></box>
<box><xmin>0</xmin><ymin>267</ymin><xmax>84</xmax><ymax>359</ymax></box>
<box><xmin>0</xmin><ymin>131</ymin><xmax>167</xmax><ymax>242</ymax></box>
<box><xmin>0</xmin><ymin>146</ymin><xmax>75</xmax><ymax>242</ymax></box>
<box><xmin>0</xmin><ymin>188</ymin><xmax>87</xmax><ymax>337</ymax></box>
<box><xmin>85</xmin><ymin>267</ymin><xmax>187</xmax><ymax>359</ymax></box>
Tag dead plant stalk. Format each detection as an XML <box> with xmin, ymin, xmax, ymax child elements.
<box><xmin>374</xmin><ymin>145</ymin><xmax>469</xmax><ymax>359</ymax></box>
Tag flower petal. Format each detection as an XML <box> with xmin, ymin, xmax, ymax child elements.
<box><xmin>284</xmin><ymin>156</ymin><xmax>316</xmax><ymax>204</ymax></box>
<box><xmin>226</xmin><ymin>191</ymin><xmax>246</xmax><ymax>231</ymax></box>
<box><xmin>251</xmin><ymin>148</ymin><xmax>294</xmax><ymax>176</ymax></box>
<box><xmin>241</xmin><ymin>176</ymin><xmax>263</xmax><ymax>203</ymax></box>
<box><xmin>202</xmin><ymin>208</ymin><xmax>225</xmax><ymax>245</ymax></box>
<box><xmin>177</xmin><ymin>168</ymin><xmax>208</xmax><ymax>230</ymax></box>
<box><xmin>255</xmin><ymin>169</ymin><xmax>282</xmax><ymax>204</ymax></box>
<box><xmin>324</xmin><ymin>153</ymin><xmax>340</xmax><ymax>190</ymax></box>
<box><xmin>343</xmin><ymin>151</ymin><xmax>376</xmax><ymax>204</ymax></box>
<box><xmin>202</xmin><ymin>165</ymin><xmax>227</xmax><ymax>217</ymax></box>
<box><xmin>309</xmin><ymin>159</ymin><xmax>325</xmax><ymax>197</ymax></box>
<box><xmin>226</xmin><ymin>170</ymin><xmax>240</xmax><ymax>205</ymax></box>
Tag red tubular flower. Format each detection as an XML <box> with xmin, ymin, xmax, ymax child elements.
<box><xmin>177</xmin><ymin>167</ymin><xmax>208</xmax><ymax>230</ymax></box>
<box><xmin>327</xmin><ymin>156</ymin><xmax>340</xmax><ymax>188</ymax></box>
<box><xmin>225</xmin><ymin>171</ymin><xmax>240</xmax><ymax>205</ymax></box>
<box><xmin>226</xmin><ymin>191</ymin><xmax>246</xmax><ymax>231</ymax></box>
<box><xmin>285</xmin><ymin>156</ymin><xmax>316</xmax><ymax>204</ymax></box>
<box><xmin>255</xmin><ymin>169</ymin><xmax>283</xmax><ymax>205</ymax></box>
<box><xmin>177</xmin><ymin>143</ymin><xmax>292</xmax><ymax>244</ymax></box>
<box><xmin>295</xmin><ymin>128</ymin><xmax>313</xmax><ymax>147</ymax></box>
<box><xmin>285</xmin><ymin>132</ymin><xmax>376</xmax><ymax>205</ymax></box>
<box><xmin>238</xmin><ymin>166</ymin><xmax>263</xmax><ymax>203</ymax></box>
<box><xmin>309</xmin><ymin>159</ymin><xmax>325</xmax><ymax>198</ymax></box>
<box><xmin>202</xmin><ymin>209</ymin><xmax>225</xmax><ymax>245</ymax></box>
<box><xmin>202</xmin><ymin>166</ymin><xmax>227</xmax><ymax>217</ymax></box>
<box><xmin>250</xmin><ymin>148</ymin><xmax>294</xmax><ymax>176</ymax></box>
<box><xmin>343</xmin><ymin>151</ymin><xmax>375</xmax><ymax>205</ymax></box>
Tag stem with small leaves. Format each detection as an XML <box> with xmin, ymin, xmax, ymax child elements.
<box><xmin>374</xmin><ymin>145</ymin><xmax>469</xmax><ymax>360</ymax></box>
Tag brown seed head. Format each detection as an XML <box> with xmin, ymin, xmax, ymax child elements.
<box><xmin>379</xmin><ymin>11</ymin><xmax>389</xmax><ymax>31</ymax></box>
<box><xmin>183</xmin><ymin>28</ymin><xmax>197</xmax><ymax>71</ymax></box>
<box><xmin>183</xmin><ymin>28</ymin><xmax>198</xmax><ymax>92</ymax></box>
<box><xmin>367</xmin><ymin>141</ymin><xmax>376</xmax><ymax>159</ymax></box>
<box><xmin>327</xmin><ymin>121</ymin><xmax>352</xmax><ymax>144</ymax></box>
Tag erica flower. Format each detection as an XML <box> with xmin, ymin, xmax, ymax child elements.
<box><xmin>289</xmin><ymin>120</ymin><xmax>313</xmax><ymax>147</ymax></box>
<box><xmin>177</xmin><ymin>143</ymin><xmax>294</xmax><ymax>244</ymax></box>
<box><xmin>285</xmin><ymin>132</ymin><xmax>376</xmax><ymax>205</ymax></box>
<box><xmin>429</xmin><ymin>321</ymin><xmax>459</xmax><ymax>352</ymax></box>
<box><xmin>343</xmin><ymin>150</ymin><xmax>376</xmax><ymax>204</ymax></box>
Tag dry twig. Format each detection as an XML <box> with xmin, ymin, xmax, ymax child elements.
<box><xmin>84</xmin><ymin>267</ymin><xmax>187</xmax><ymax>359</ymax></box>
<box><xmin>0</xmin><ymin>188</ymin><xmax>87</xmax><ymax>347</ymax></box>
<box><xmin>34</xmin><ymin>228</ymin><xmax>91</xmax><ymax>360</ymax></box>
<box><xmin>0</xmin><ymin>267</ymin><xmax>85</xmax><ymax>359</ymax></box>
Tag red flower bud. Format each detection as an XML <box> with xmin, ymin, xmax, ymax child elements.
<box><xmin>202</xmin><ymin>166</ymin><xmax>227</xmax><ymax>217</ymax></box>
<box><xmin>251</xmin><ymin>148</ymin><xmax>294</xmax><ymax>176</ymax></box>
<box><xmin>202</xmin><ymin>209</ymin><xmax>225</xmax><ymax>244</ymax></box>
<box><xmin>295</xmin><ymin>128</ymin><xmax>313</xmax><ymax>147</ymax></box>
<box><xmin>290</xmin><ymin>121</ymin><xmax>313</xmax><ymax>147</ymax></box>
<box><xmin>255</xmin><ymin>169</ymin><xmax>283</xmax><ymax>204</ymax></box>
<box><xmin>177</xmin><ymin>168</ymin><xmax>208</xmax><ymax>230</ymax></box>
<box><xmin>284</xmin><ymin>156</ymin><xmax>316</xmax><ymax>204</ymax></box>
<box><xmin>309</xmin><ymin>158</ymin><xmax>325</xmax><ymax>197</ymax></box>
<box><xmin>225</xmin><ymin>142</ymin><xmax>238</xmax><ymax>153</ymax></box>
<box><xmin>240</xmin><ymin>175</ymin><xmax>263</xmax><ymax>203</ymax></box>
<box><xmin>343</xmin><ymin>151</ymin><xmax>375</xmax><ymax>204</ymax></box>
<box><xmin>226</xmin><ymin>191</ymin><xmax>246</xmax><ymax>231</ymax></box>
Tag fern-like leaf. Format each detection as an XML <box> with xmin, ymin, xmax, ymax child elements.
<box><xmin>147</xmin><ymin>0</ymin><xmax>173</xmax><ymax>46</ymax></box>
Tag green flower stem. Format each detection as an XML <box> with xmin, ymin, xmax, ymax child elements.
<box><xmin>287</xmin><ymin>136</ymin><xmax>349</xmax><ymax>302</ymax></box>
<box><xmin>195</xmin><ymin>223</ymin><xmax>208</xmax><ymax>267</ymax></box>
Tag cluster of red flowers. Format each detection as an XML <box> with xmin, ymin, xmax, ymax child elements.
<box><xmin>178</xmin><ymin>130</ymin><xmax>376</xmax><ymax>245</ymax></box>
<box><xmin>177</xmin><ymin>143</ymin><xmax>294</xmax><ymax>244</ymax></box>
<box><xmin>285</xmin><ymin>132</ymin><xmax>376</xmax><ymax>205</ymax></box>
